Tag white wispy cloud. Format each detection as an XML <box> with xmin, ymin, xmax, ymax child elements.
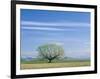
<box><xmin>21</xmin><ymin>26</ymin><xmax>76</xmax><ymax>31</ymax></box>
<box><xmin>45</xmin><ymin>42</ymin><xmax>64</xmax><ymax>46</ymax></box>
<box><xmin>21</xmin><ymin>21</ymin><xmax>90</xmax><ymax>27</ymax></box>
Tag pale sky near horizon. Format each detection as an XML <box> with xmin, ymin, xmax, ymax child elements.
<box><xmin>20</xmin><ymin>9</ymin><xmax>91</xmax><ymax>59</ymax></box>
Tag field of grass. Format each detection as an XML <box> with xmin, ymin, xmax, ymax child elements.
<box><xmin>21</xmin><ymin>60</ymin><xmax>90</xmax><ymax>69</ymax></box>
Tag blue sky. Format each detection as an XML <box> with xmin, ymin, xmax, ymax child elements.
<box><xmin>20</xmin><ymin>9</ymin><xmax>91</xmax><ymax>59</ymax></box>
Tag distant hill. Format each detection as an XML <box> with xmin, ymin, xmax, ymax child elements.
<box><xmin>21</xmin><ymin>56</ymin><xmax>90</xmax><ymax>62</ymax></box>
<box><xmin>64</xmin><ymin>57</ymin><xmax>90</xmax><ymax>61</ymax></box>
<box><xmin>21</xmin><ymin>57</ymin><xmax>36</xmax><ymax>61</ymax></box>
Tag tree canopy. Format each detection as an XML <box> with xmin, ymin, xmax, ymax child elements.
<box><xmin>37</xmin><ymin>43</ymin><xmax>64</xmax><ymax>63</ymax></box>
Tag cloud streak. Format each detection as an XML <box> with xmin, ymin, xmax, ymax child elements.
<box><xmin>21</xmin><ymin>26</ymin><xmax>76</xmax><ymax>31</ymax></box>
<box><xmin>21</xmin><ymin>21</ymin><xmax>90</xmax><ymax>27</ymax></box>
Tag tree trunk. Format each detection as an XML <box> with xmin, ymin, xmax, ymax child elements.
<box><xmin>48</xmin><ymin>59</ymin><xmax>52</xmax><ymax>63</ymax></box>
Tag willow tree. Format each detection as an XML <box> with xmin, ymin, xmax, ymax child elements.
<box><xmin>37</xmin><ymin>44</ymin><xmax>64</xmax><ymax>63</ymax></box>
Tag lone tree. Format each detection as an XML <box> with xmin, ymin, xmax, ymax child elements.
<box><xmin>37</xmin><ymin>43</ymin><xmax>64</xmax><ymax>63</ymax></box>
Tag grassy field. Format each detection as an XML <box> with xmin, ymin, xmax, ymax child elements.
<box><xmin>21</xmin><ymin>60</ymin><xmax>90</xmax><ymax>69</ymax></box>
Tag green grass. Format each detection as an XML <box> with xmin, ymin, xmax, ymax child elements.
<box><xmin>21</xmin><ymin>60</ymin><xmax>90</xmax><ymax>70</ymax></box>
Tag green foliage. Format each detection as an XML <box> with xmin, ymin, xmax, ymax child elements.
<box><xmin>21</xmin><ymin>58</ymin><xmax>90</xmax><ymax>64</ymax></box>
<box><xmin>37</xmin><ymin>43</ymin><xmax>64</xmax><ymax>63</ymax></box>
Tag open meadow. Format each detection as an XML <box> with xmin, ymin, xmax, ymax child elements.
<box><xmin>21</xmin><ymin>60</ymin><xmax>90</xmax><ymax>69</ymax></box>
